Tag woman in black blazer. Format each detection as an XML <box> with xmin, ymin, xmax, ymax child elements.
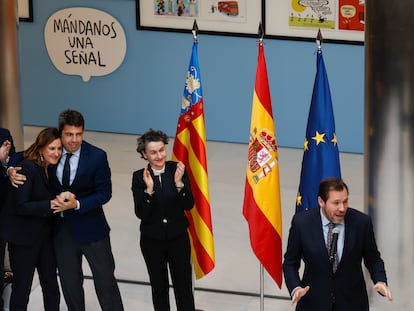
<box><xmin>2</xmin><ymin>127</ymin><xmax>62</xmax><ymax>311</ymax></box>
<box><xmin>131</xmin><ymin>129</ymin><xmax>195</xmax><ymax>311</ymax></box>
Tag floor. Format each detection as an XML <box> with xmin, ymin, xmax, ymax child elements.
<box><xmin>2</xmin><ymin>125</ymin><xmax>384</xmax><ymax>310</ymax></box>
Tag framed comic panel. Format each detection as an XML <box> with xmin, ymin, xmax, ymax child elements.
<box><xmin>137</xmin><ymin>0</ymin><xmax>264</xmax><ymax>37</ymax></box>
<box><xmin>265</xmin><ymin>0</ymin><xmax>364</xmax><ymax>44</ymax></box>
<box><xmin>18</xmin><ymin>0</ymin><xmax>33</xmax><ymax>22</ymax></box>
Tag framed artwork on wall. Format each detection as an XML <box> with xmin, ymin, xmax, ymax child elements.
<box><xmin>265</xmin><ymin>0</ymin><xmax>364</xmax><ymax>45</ymax></box>
<box><xmin>18</xmin><ymin>0</ymin><xmax>33</xmax><ymax>22</ymax></box>
<box><xmin>136</xmin><ymin>0</ymin><xmax>264</xmax><ymax>37</ymax></box>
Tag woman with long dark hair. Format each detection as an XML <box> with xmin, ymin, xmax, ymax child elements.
<box><xmin>2</xmin><ymin>127</ymin><xmax>62</xmax><ymax>311</ymax></box>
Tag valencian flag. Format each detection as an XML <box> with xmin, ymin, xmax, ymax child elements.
<box><xmin>243</xmin><ymin>42</ymin><xmax>283</xmax><ymax>288</ymax></box>
<box><xmin>295</xmin><ymin>49</ymin><xmax>341</xmax><ymax>213</ymax></box>
<box><xmin>172</xmin><ymin>41</ymin><xmax>215</xmax><ymax>279</ymax></box>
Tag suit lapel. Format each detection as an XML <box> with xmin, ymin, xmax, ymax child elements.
<box><xmin>71</xmin><ymin>143</ymin><xmax>87</xmax><ymax>187</ymax></box>
<box><xmin>306</xmin><ymin>209</ymin><xmax>330</xmax><ymax>261</ymax></box>
<box><xmin>314</xmin><ymin>211</ymin><xmax>330</xmax><ymax>260</ymax></box>
<box><xmin>341</xmin><ymin>211</ymin><xmax>355</xmax><ymax>264</ymax></box>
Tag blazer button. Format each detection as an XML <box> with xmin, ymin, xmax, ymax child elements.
<box><xmin>163</xmin><ymin>218</ymin><xmax>167</xmax><ymax>223</ymax></box>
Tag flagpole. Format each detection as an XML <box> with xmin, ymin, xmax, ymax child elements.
<box><xmin>191</xmin><ymin>19</ymin><xmax>204</xmax><ymax>311</ymax></box>
<box><xmin>260</xmin><ymin>264</ymin><xmax>264</xmax><ymax>311</ymax></box>
<box><xmin>244</xmin><ymin>19</ymin><xmax>283</xmax><ymax>310</ymax></box>
<box><xmin>257</xmin><ymin>22</ymin><xmax>265</xmax><ymax>311</ymax></box>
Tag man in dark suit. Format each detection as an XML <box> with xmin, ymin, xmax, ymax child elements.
<box><xmin>8</xmin><ymin>112</ymin><xmax>124</xmax><ymax>311</ymax></box>
<box><xmin>283</xmin><ymin>177</ymin><xmax>393</xmax><ymax>311</ymax></box>
<box><xmin>0</xmin><ymin>128</ymin><xmax>14</xmax><ymax>311</ymax></box>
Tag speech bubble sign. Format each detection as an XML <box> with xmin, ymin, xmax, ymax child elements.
<box><xmin>45</xmin><ymin>7</ymin><xmax>127</xmax><ymax>82</ymax></box>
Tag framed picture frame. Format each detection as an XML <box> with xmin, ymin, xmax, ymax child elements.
<box><xmin>136</xmin><ymin>0</ymin><xmax>264</xmax><ymax>38</ymax></box>
<box><xmin>265</xmin><ymin>0</ymin><xmax>364</xmax><ymax>45</ymax></box>
<box><xmin>18</xmin><ymin>0</ymin><xmax>33</xmax><ymax>22</ymax></box>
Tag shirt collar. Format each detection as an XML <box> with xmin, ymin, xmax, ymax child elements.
<box><xmin>63</xmin><ymin>147</ymin><xmax>81</xmax><ymax>158</ymax></box>
<box><xmin>151</xmin><ymin>166</ymin><xmax>165</xmax><ymax>176</ymax></box>
<box><xmin>320</xmin><ymin>208</ymin><xmax>344</xmax><ymax>226</ymax></box>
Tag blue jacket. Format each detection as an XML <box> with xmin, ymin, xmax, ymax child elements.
<box><xmin>51</xmin><ymin>141</ymin><xmax>112</xmax><ymax>244</ymax></box>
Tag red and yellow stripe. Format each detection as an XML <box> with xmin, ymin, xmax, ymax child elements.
<box><xmin>173</xmin><ymin>100</ymin><xmax>215</xmax><ymax>279</ymax></box>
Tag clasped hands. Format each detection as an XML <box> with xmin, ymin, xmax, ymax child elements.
<box><xmin>51</xmin><ymin>191</ymin><xmax>77</xmax><ymax>213</ymax></box>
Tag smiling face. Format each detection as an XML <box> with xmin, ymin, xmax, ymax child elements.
<box><xmin>318</xmin><ymin>188</ymin><xmax>349</xmax><ymax>224</ymax></box>
<box><xmin>143</xmin><ymin>141</ymin><xmax>167</xmax><ymax>170</ymax></box>
<box><xmin>41</xmin><ymin>138</ymin><xmax>62</xmax><ymax>166</ymax></box>
<box><xmin>61</xmin><ymin>125</ymin><xmax>83</xmax><ymax>153</ymax></box>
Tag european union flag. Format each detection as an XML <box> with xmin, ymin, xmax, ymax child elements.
<box><xmin>295</xmin><ymin>49</ymin><xmax>341</xmax><ymax>213</ymax></box>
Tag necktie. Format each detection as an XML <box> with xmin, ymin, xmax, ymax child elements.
<box><xmin>62</xmin><ymin>153</ymin><xmax>73</xmax><ymax>189</ymax></box>
<box><xmin>327</xmin><ymin>222</ymin><xmax>339</xmax><ymax>273</ymax></box>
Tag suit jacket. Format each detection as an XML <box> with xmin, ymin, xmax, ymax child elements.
<box><xmin>283</xmin><ymin>207</ymin><xmax>387</xmax><ymax>311</ymax></box>
<box><xmin>0</xmin><ymin>164</ymin><xmax>10</xmax><ymax>212</ymax></box>
<box><xmin>2</xmin><ymin>159</ymin><xmax>54</xmax><ymax>245</ymax></box>
<box><xmin>51</xmin><ymin>141</ymin><xmax>112</xmax><ymax>244</ymax></box>
<box><xmin>131</xmin><ymin>161</ymin><xmax>194</xmax><ymax>240</ymax></box>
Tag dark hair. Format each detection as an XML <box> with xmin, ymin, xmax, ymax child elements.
<box><xmin>318</xmin><ymin>177</ymin><xmax>349</xmax><ymax>202</ymax></box>
<box><xmin>24</xmin><ymin>127</ymin><xmax>60</xmax><ymax>167</ymax></box>
<box><xmin>58</xmin><ymin>109</ymin><xmax>85</xmax><ymax>133</ymax></box>
<box><xmin>136</xmin><ymin>129</ymin><xmax>169</xmax><ymax>159</ymax></box>
<box><xmin>0</xmin><ymin>128</ymin><xmax>15</xmax><ymax>156</ymax></box>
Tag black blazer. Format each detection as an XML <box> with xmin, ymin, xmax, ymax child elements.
<box><xmin>2</xmin><ymin>159</ymin><xmax>55</xmax><ymax>245</ymax></box>
<box><xmin>131</xmin><ymin>161</ymin><xmax>194</xmax><ymax>240</ymax></box>
<box><xmin>283</xmin><ymin>207</ymin><xmax>388</xmax><ymax>311</ymax></box>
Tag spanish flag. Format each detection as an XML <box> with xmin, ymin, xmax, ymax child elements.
<box><xmin>243</xmin><ymin>42</ymin><xmax>283</xmax><ymax>288</ymax></box>
<box><xmin>172</xmin><ymin>41</ymin><xmax>215</xmax><ymax>279</ymax></box>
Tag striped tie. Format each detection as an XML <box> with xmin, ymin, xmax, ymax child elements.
<box><xmin>327</xmin><ymin>222</ymin><xmax>339</xmax><ymax>273</ymax></box>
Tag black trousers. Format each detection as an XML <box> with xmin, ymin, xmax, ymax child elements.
<box><xmin>8</xmin><ymin>237</ymin><xmax>60</xmax><ymax>311</ymax></box>
<box><xmin>140</xmin><ymin>232</ymin><xmax>195</xmax><ymax>311</ymax></box>
<box><xmin>54</xmin><ymin>221</ymin><xmax>123</xmax><ymax>311</ymax></box>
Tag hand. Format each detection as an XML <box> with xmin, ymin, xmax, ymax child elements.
<box><xmin>291</xmin><ymin>286</ymin><xmax>310</xmax><ymax>305</ymax></box>
<box><xmin>143</xmin><ymin>165</ymin><xmax>154</xmax><ymax>193</ymax></box>
<box><xmin>8</xmin><ymin>167</ymin><xmax>26</xmax><ymax>188</ymax></box>
<box><xmin>174</xmin><ymin>161</ymin><xmax>185</xmax><ymax>185</ymax></box>
<box><xmin>0</xmin><ymin>140</ymin><xmax>11</xmax><ymax>164</ymax></box>
<box><xmin>51</xmin><ymin>191</ymin><xmax>77</xmax><ymax>213</ymax></box>
<box><xmin>373</xmin><ymin>282</ymin><xmax>393</xmax><ymax>301</ymax></box>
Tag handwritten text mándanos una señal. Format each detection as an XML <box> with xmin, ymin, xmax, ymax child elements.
<box><xmin>53</xmin><ymin>15</ymin><xmax>118</xmax><ymax>67</ymax></box>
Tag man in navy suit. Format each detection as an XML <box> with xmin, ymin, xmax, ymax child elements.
<box><xmin>283</xmin><ymin>177</ymin><xmax>393</xmax><ymax>311</ymax></box>
<box><xmin>50</xmin><ymin>109</ymin><xmax>124</xmax><ymax>311</ymax></box>
<box><xmin>10</xmin><ymin>110</ymin><xmax>124</xmax><ymax>311</ymax></box>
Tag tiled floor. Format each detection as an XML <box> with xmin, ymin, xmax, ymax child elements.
<box><xmin>3</xmin><ymin>126</ymin><xmax>380</xmax><ymax>310</ymax></box>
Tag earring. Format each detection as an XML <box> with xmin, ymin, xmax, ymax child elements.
<box><xmin>40</xmin><ymin>153</ymin><xmax>44</xmax><ymax>162</ymax></box>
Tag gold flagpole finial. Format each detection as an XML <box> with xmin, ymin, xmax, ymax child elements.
<box><xmin>192</xmin><ymin>19</ymin><xmax>199</xmax><ymax>42</ymax></box>
<box><xmin>316</xmin><ymin>29</ymin><xmax>323</xmax><ymax>51</ymax></box>
<box><xmin>258</xmin><ymin>22</ymin><xmax>264</xmax><ymax>46</ymax></box>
